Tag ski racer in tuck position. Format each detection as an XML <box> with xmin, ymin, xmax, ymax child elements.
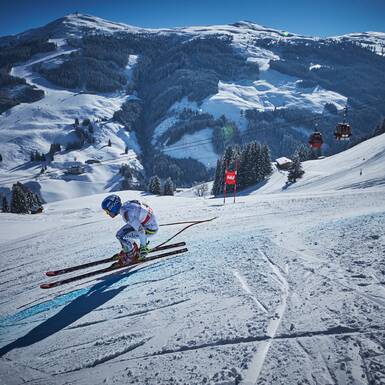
<box><xmin>101</xmin><ymin>195</ymin><xmax>159</xmax><ymax>266</ymax></box>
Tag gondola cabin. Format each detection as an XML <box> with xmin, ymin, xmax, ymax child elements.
<box><xmin>308</xmin><ymin>131</ymin><xmax>323</xmax><ymax>149</ymax></box>
<box><xmin>334</xmin><ymin>123</ymin><xmax>352</xmax><ymax>140</ymax></box>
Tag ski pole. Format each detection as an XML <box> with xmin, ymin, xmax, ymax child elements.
<box><xmin>159</xmin><ymin>217</ymin><xmax>217</xmax><ymax>226</ymax></box>
<box><xmin>156</xmin><ymin>217</ymin><xmax>217</xmax><ymax>248</ymax></box>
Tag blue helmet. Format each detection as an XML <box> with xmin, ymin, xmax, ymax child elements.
<box><xmin>102</xmin><ymin>194</ymin><xmax>121</xmax><ymax>217</ymax></box>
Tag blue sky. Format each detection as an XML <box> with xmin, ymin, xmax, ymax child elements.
<box><xmin>1</xmin><ymin>0</ymin><xmax>385</xmax><ymax>37</ymax></box>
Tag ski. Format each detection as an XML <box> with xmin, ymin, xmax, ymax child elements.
<box><xmin>45</xmin><ymin>241</ymin><xmax>186</xmax><ymax>277</ymax></box>
<box><xmin>40</xmin><ymin>247</ymin><xmax>188</xmax><ymax>289</ymax></box>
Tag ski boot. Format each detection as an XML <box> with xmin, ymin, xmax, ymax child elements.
<box><xmin>114</xmin><ymin>244</ymin><xmax>140</xmax><ymax>267</ymax></box>
<box><xmin>139</xmin><ymin>243</ymin><xmax>151</xmax><ymax>261</ymax></box>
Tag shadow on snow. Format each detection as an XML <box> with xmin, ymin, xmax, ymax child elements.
<box><xmin>0</xmin><ymin>265</ymin><xmax>151</xmax><ymax>357</ymax></box>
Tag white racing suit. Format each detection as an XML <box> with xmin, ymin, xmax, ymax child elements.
<box><xmin>116</xmin><ymin>200</ymin><xmax>158</xmax><ymax>265</ymax></box>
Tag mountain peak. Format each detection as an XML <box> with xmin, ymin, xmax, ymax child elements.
<box><xmin>232</xmin><ymin>21</ymin><xmax>268</xmax><ymax>30</ymax></box>
<box><xmin>59</xmin><ymin>12</ymin><xmax>140</xmax><ymax>35</ymax></box>
<box><xmin>0</xmin><ymin>12</ymin><xmax>142</xmax><ymax>43</ymax></box>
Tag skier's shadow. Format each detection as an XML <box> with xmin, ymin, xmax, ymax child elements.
<box><xmin>0</xmin><ymin>267</ymin><xmax>142</xmax><ymax>357</ymax></box>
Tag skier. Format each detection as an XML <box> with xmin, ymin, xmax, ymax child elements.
<box><xmin>101</xmin><ymin>195</ymin><xmax>158</xmax><ymax>266</ymax></box>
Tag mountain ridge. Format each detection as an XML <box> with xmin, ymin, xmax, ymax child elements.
<box><xmin>0</xmin><ymin>13</ymin><xmax>384</xmax><ymax>202</ymax></box>
<box><xmin>2</xmin><ymin>13</ymin><xmax>385</xmax><ymax>41</ymax></box>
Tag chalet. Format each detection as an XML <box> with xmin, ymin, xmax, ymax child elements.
<box><xmin>275</xmin><ymin>157</ymin><xmax>293</xmax><ymax>170</ymax></box>
<box><xmin>65</xmin><ymin>162</ymin><xmax>85</xmax><ymax>175</ymax></box>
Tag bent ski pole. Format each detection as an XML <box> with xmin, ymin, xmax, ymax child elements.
<box><xmin>156</xmin><ymin>217</ymin><xmax>217</xmax><ymax>248</ymax></box>
<box><xmin>159</xmin><ymin>217</ymin><xmax>217</xmax><ymax>226</ymax></box>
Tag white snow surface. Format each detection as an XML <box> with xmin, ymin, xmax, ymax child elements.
<box><xmin>204</xmin><ymin>72</ymin><xmax>347</xmax><ymax>118</ymax></box>
<box><xmin>16</xmin><ymin>13</ymin><xmax>147</xmax><ymax>41</ymax></box>
<box><xmin>162</xmin><ymin>128</ymin><xmax>219</xmax><ymax>168</ymax></box>
<box><xmin>1</xmin><ymin>130</ymin><xmax>385</xmax><ymax>384</ymax></box>
<box><xmin>331</xmin><ymin>31</ymin><xmax>385</xmax><ymax>56</ymax></box>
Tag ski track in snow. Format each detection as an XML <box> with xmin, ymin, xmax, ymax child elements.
<box><xmin>233</xmin><ymin>270</ymin><xmax>268</xmax><ymax>313</ymax></box>
<box><xmin>241</xmin><ymin>248</ymin><xmax>289</xmax><ymax>385</ymax></box>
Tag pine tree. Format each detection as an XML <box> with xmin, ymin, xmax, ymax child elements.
<box><xmin>212</xmin><ymin>147</ymin><xmax>233</xmax><ymax>196</ymax></box>
<box><xmin>26</xmin><ymin>188</ymin><xmax>40</xmax><ymax>211</ymax></box>
<box><xmin>125</xmin><ymin>146</ymin><xmax>128</xmax><ymax>154</ymax></box>
<box><xmin>211</xmin><ymin>159</ymin><xmax>223</xmax><ymax>195</ymax></box>
<box><xmin>0</xmin><ymin>153</ymin><xmax>2</xmax><ymax>162</ymax></box>
<box><xmin>223</xmin><ymin>146</ymin><xmax>235</xmax><ymax>170</ymax></box>
<box><xmin>49</xmin><ymin>143</ymin><xmax>61</xmax><ymax>155</ymax></box>
<box><xmin>10</xmin><ymin>182</ymin><xmax>43</xmax><ymax>214</ymax></box>
<box><xmin>237</xmin><ymin>145</ymin><xmax>248</xmax><ymax>189</ymax></box>
<box><xmin>11</xmin><ymin>182</ymin><xmax>29</xmax><ymax>214</ymax></box>
<box><xmin>163</xmin><ymin>177</ymin><xmax>174</xmax><ymax>196</ymax></box>
<box><xmin>108</xmin><ymin>139</ymin><xmax>112</xmax><ymax>147</ymax></box>
<box><xmin>287</xmin><ymin>154</ymin><xmax>305</xmax><ymax>183</ymax></box>
<box><xmin>373</xmin><ymin>118</ymin><xmax>385</xmax><ymax>137</ymax></box>
<box><xmin>2</xmin><ymin>195</ymin><xmax>9</xmax><ymax>212</ymax></box>
<box><xmin>148</xmin><ymin>176</ymin><xmax>161</xmax><ymax>195</ymax></box>
<box><xmin>121</xmin><ymin>177</ymin><xmax>132</xmax><ymax>190</ymax></box>
<box><xmin>261</xmin><ymin>144</ymin><xmax>273</xmax><ymax>178</ymax></box>
<box><xmin>295</xmin><ymin>144</ymin><xmax>313</xmax><ymax>162</ymax></box>
<box><xmin>248</xmin><ymin>142</ymin><xmax>261</xmax><ymax>185</ymax></box>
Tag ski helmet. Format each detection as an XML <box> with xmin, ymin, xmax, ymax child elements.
<box><xmin>102</xmin><ymin>194</ymin><xmax>121</xmax><ymax>217</ymax></box>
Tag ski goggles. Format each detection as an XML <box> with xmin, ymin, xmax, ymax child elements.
<box><xmin>104</xmin><ymin>209</ymin><xmax>114</xmax><ymax>217</ymax></box>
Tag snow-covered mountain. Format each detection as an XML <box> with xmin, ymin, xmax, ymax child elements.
<box><xmin>331</xmin><ymin>31</ymin><xmax>385</xmax><ymax>55</ymax></box>
<box><xmin>1</xmin><ymin>13</ymin><xmax>385</xmax><ymax>201</ymax></box>
<box><xmin>0</xmin><ymin>13</ymin><xmax>145</xmax><ymax>43</ymax></box>
<box><xmin>0</xmin><ymin>36</ymin><xmax>143</xmax><ymax>201</ymax></box>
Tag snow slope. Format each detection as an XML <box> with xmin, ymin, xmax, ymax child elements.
<box><xmin>202</xmin><ymin>71</ymin><xmax>346</xmax><ymax>121</ymax></box>
<box><xmin>163</xmin><ymin>128</ymin><xmax>219</xmax><ymax>168</ymax></box>
<box><xmin>9</xmin><ymin>13</ymin><xmax>146</xmax><ymax>42</ymax></box>
<box><xmin>157</xmin><ymin>70</ymin><xmax>347</xmax><ymax>166</ymax></box>
<box><xmin>256</xmin><ymin>132</ymin><xmax>385</xmax><ymax>194</ymax></box>
<box><xmin>0</xmin><ymin>126</ymin><xmax>385</xmax><ymax>384</ymax></box>
<box><xmin>331</xmin><ymin>31</ymin><xmax>385</xmax><ymax>56</ymax></box>
<box><xmin>0</xmin><ymin>37</ymin><xmax>142</xmax><ymax>202</ymax></box>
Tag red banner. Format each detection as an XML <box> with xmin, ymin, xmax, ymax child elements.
<box><xmin>225</xmin><ymin>170</ymin><xmax>237</xmax><ymax>185</ymax></box>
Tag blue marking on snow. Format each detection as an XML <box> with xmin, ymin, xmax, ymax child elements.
<box><xmin>0</xmin><ymin>257</ymin><xmax>181</xmax><ymax>329</ymax></box>
<box><xmin>0</xmin><ymin>287</ymin><xmax>90</xmax><ymax>328</ymax></box>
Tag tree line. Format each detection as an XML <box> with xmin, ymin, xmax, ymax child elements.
<box><xmin>148</xmin><ymin>176</ymin><xmax>174</xmax><ymax>196</ymax></box>
<box><xmin>212</xmin><ymin>141</ymin><xmax>273</xmax><ymax>195</ymax></box>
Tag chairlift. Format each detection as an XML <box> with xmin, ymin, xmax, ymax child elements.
<box><xmin>308</xmin><ymin>131</ymin><xmax>323</xmax><ymax>149</ymax></box>
<box><xmin>335</xmin><ymin>106</ymin><xmax>352</xmax><ymax>140</ymax></box>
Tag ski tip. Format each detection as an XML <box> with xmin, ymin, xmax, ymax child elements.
<box><xmin>46</xmin><ymin>271</ymin><xmax>57</xmax><ymax>277</ymax></box>
<box><xmin>40</xmin><ymin>283</ymin><xmax>53</xmax><ymax>289</ymax></box>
